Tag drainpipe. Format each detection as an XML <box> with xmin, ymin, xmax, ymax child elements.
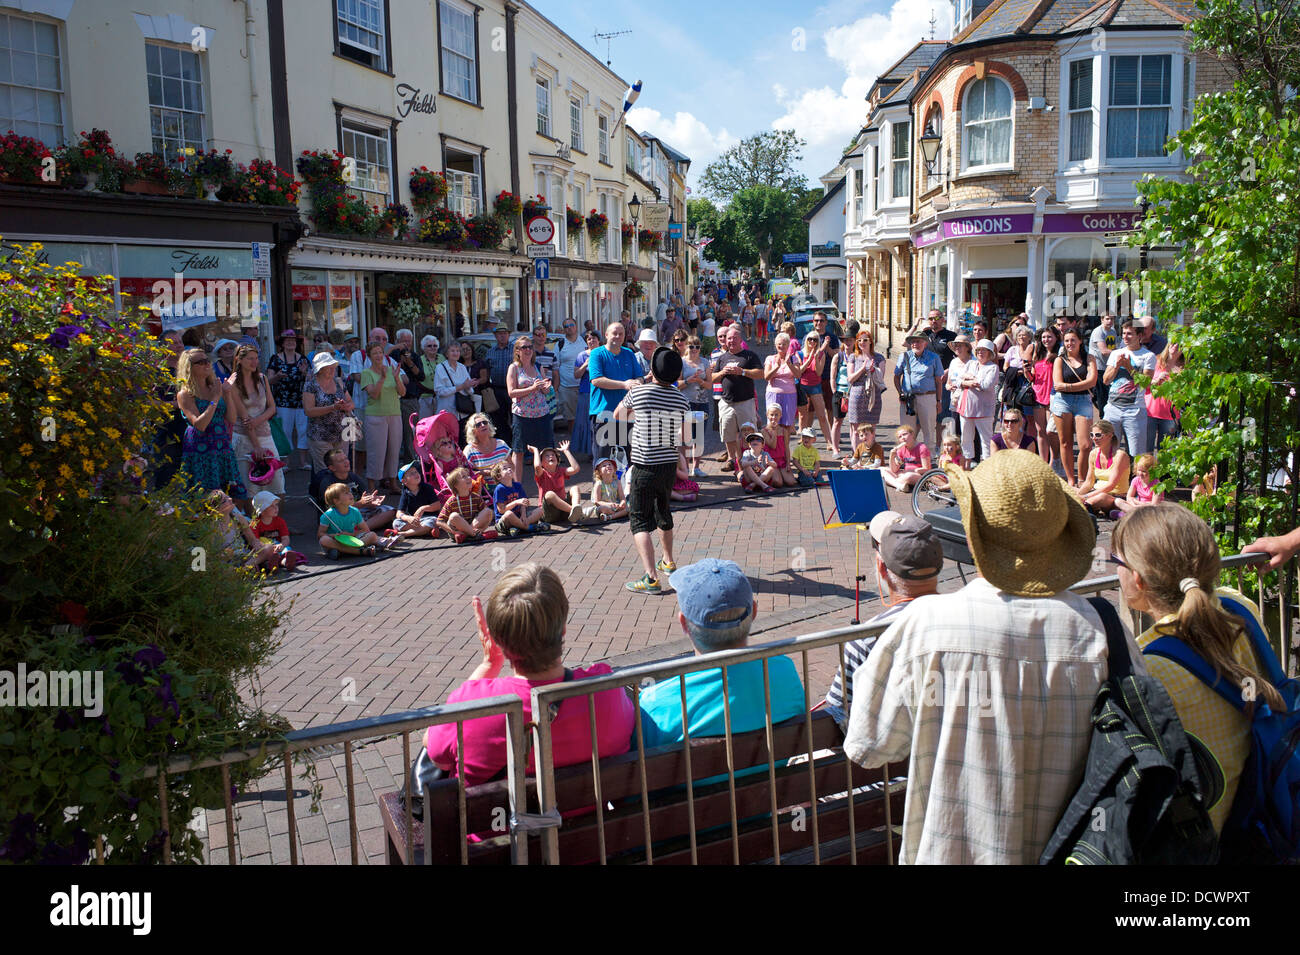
<box><xmin>242</xmin><ymin>0</ymin><xmax>265</xmax><ymax>158</ymax></box>
<box><xmin>505</xmin><ymin>3</ymin><xmax>524</xmax><ymax>328</ymax></box>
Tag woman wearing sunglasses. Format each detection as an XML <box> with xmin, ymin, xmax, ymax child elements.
<box><xmin>990</xmin><ymin>408</ymin><xmax>1035</xmax><ymax>453</ymax></box>
<box><xmin>678</xmin><ymin>335</ymin><xmax>710</xmax><ymax>476</ymax></box>
<box><xmin>1078</xmin><ymin>418</ymin><xmax>1130</xmax><ymax>518</ymax></box>
<box><xmin>506</xmin><ymin>335</ymin><xmax>555</xmax><ymax>481</ymax></box>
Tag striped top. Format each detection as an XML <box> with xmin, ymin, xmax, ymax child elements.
<box><xmin>625</xmin><ymin>383</ymin><xmax>690</xmax><ymax>466</ymax></box>
<box><xmin>464</xmin><ymin>439</ymin><xmax>511</xmax><ymax>489</ymax></box>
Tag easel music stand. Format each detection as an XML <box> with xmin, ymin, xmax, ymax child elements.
<box><xmin>815</xmin><ymin>468</ymin><xmax>891</xmax><ymax>624</ymax></box>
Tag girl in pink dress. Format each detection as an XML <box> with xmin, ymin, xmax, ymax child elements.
<box><xmin>882</xmin><ymin>424</ymin><xmax>931</xmax><ymax>492</ymax></box>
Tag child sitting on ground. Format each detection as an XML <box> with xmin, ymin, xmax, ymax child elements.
<box><xmin>529</xmin><ymin>441</ymin><xmax>582</xmax><ymax>524</ymax></box>
<box><xmin>318</xmin><ymin>482</ymin><xmax>387</xmax><ymax>558</ymax></box>
<box><xmin>392</xmin><ymin>462</ymin><xmax>441</xmax><ymax>539</ymax></box>
<box><xmin>251</xmin><ymin>490</ymin><xmax>306</xmax><ymax>570</ymax></box>
<box><xmin>882</xmin><ymin>424</ymin><xmax>931</xmax><ymax>492</ymax></box>
<box><xmin>937</xmin><ymin>432</ymin><xmax>966</xmax><ymax>472</ymax></box>
<box><xmin>671</xmin><ymin>446</ymin><xmax>700</xmax><ymax>502</ymax></box>
<box><xmin>739</xmin><ymin>428</ymin><xmax>780</xmax><ymax>492</ymax></box>
<box><xmin>492</xmin><ymin>460</ymin><xmax>548</xmax><ymax>536</ymax></box>
<box><xmin>790</xmin><ymin>427</ymin><xmax>823</xmax><ymax>487</ymax></box>
<box><xmin>591</xmin><ymin>456</ymin><xmax>630</xmax><ymax>518</ymax></box>
<box><xmin>210</xmin><ymin>490</ymin><xmax>283</xmax><ymax>571</ymax></box>
<box><xmin>437</xmin><ymin>466</ymin><xmax>498</xmax><ymax>543</ymax></box>
<box><xmin>424</xmin><ymin>563</ymin><xmax>635</xmax><ymax>786</ymax></box>
<box><xmin>1115</xmin><ymin>453</ymin><xmax>1165</xmax><ymax>514</ymax></box>
<box><xmin>844</xmin><ymin>423</ymin><xmax>885</xmax><ymax>470</ymax></box>
<box><xmin>763</xmin><ymin>404</ymin><xmax>797</xmax><ymax>487</ymax></box>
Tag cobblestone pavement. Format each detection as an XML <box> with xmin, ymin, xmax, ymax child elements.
<box><xmin>202</xmin><ymin>343</ymin><xmax>1117</xmax><ymax>864</ymax></box>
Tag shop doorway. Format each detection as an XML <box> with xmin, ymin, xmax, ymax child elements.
<box><xmin>964</xmin><ymin>276</ymin><xmax>1027</xmax><ymax>335</ymax></box>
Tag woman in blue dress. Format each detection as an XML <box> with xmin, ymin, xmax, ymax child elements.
<box><xmin>569</xmin><ymin>329</ymin><xmax>601</xmax><ymax>457</ymax></box>
<box><xmin>177</xmin><ymin>347</ymin><xmax>247</xmax><ymax>505</ymax></box>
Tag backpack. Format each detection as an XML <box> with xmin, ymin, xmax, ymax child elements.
<box><xmin>1145</xmin><ymin>592</ymin><xmax>1300</xmax><ymax>864</ymax></box>
<box><xmin>1039</xmin><ymin>597</ymin><xmax>1219</xmax><ymax>865</ymax></box>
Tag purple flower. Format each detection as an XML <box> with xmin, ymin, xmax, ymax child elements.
<box><xmin>0</xmin><ymin>814</ymin><xmax>37</xmax><ymax>863</ymax></box>
<box><xmin>100</xmin><ymin>716</ymin><xmax>113</xmax><ymax>737</ymax></box>
<box><xmin>119</xmin><ymin>793</ymin><xmax>141</xmax><ymax>812</ymax></box>
<box><xmin>133</xmin><ymin>644</ymin><xmax>166</xmax><ymax>670</ymax></box>
<box><xmin>154</xmin><ymin>673</ymin><xmax>179</xmax><ymax>718</ymax></box>
<box><xmin>52</xmin><ymin>709</ymin><xmax>76</xmax><ymax>730</ymax></box>
<box><xmin>114</xmin><ymin>660</ymin><xmax>144</xmax><ymax>686</ymax></box>
<box><xmin>45</xmin><ymin>324</ymin><xmax>86</xmax><ymax>349</ymax></box>
<box><xmin>40</xmin><ymin>828</ymin><xmax>91</xmax><ymax>866</ymax></box>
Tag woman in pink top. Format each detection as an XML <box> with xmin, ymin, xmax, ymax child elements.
<box><xmin>426</xmin><ymin>563</ymin><xmax>634</xmax><ymax>787</ymax></box>
<box><xmin>790</xmin><ymin>331</ymin><xmax>835</xmax><ymax>455</ymax></box>
<box><xmin>1146</xmin><ymin>342</ymin><xmax>1183</xmax><ymax>450</ymax></box>
<box><xmin>1028</xmin><ymin>327</ymin><xmax>1060</xmax><ymax>467</ymax></box>
<box><xmin>763</xmin><ymin>332</ymin><xmax>799</xmax><ymax>431</ymax></box>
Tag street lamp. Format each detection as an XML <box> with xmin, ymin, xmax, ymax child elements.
<box><xmin>919</xmin><ymin>122</ymin><xmax>942</xmax><ymax>175</ymax></box>
<box><xmin>628</xmin><ymin>194</ymin><xmax>641</xmax><ymax>318</ymax></box>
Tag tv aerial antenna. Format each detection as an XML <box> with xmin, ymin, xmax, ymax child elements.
<box><xmin>593</xmin><ymin>29</ymin><xmax>632</xmax><ymax>67</ymax></box>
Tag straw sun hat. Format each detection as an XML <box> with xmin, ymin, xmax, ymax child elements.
<box><xmin>943</xmin><ymin>449</ymin><xmax>1095</xmax><ymax>597</ymax></box>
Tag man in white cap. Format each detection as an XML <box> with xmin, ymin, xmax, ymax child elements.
<box><xmin>822</xmin><ymin>512</ymin><xmax>942</xmax><ymax>728</ymax></box>
<box><xmin>844</xmin><ymin>450</ymin><xmax>1140</xmax><ymax>864</ymax></box>
<box><xmin>633</xmin><ymin>327</ymin><xmax>659</xmax><ymax>379</ymax></box>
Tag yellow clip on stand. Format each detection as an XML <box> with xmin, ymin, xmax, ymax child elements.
<box><xmin>816</xmin><ymin>469</ymin><xmax>891</xmax><ymax>624</ymax></box>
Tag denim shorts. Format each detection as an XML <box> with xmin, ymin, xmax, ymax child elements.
<box><xmin>1049</xmin><ymin>391</ymin><xmax>1094</xmax><ymax>419</ymax></box>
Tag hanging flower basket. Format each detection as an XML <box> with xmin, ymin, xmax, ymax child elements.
<box><xmin>409</xmin><ymin>166</ymin><xmax>449</xmax><ymax>212</ymax></box>
<box><xmin>566</xmin><ymin>207</ymin><xmax>585</xmax><ymax>231</ymax></box>
<box><xmin>418</xmin><ymin>206</ymin><xmax>469</xmax><ymax>248</ymax></box>
<box><xmin>466</xmin><ymin>213</ymin><xmax>509</xmax><ymax>249</ymax></box>
<box><xmin>296</xmin><ymin>149</ymin><xmax>345</xmax><ymax>184</ymax></box>
<box><xmin>625</xmin><ymin>280</ymin><xmax>645</xmax><ymax>299</ymax></box>
<box><xmin>585</xmin><ymin>210</ymin><xmax>609</xmax><ymax>241</ymax></box>
<box><xmin>494</xmin><ymin>190</ymin><xmax>523</xmax><ymax>218</ymax></box>
<box><xmin>638</xmin><ymin>229</ymin><xmax>661</xmax><ymax>250</ymax></box>
<box><xmin>620</xmin><ymin>220</ymin><xmax>635</xmax><ymax>241</ymax></box>
<box><xmin>522</xmin><ymin>195</ymin><xmax>549</xmax><ymax>220</ymax></box>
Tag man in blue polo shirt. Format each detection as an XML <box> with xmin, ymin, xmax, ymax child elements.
<box><xmin>893</xmin><ymin>330</ymin><xmax>946</xmax><ymax>448</ymax></box>
<box><xmin>638</xmin><ymin>559</ymin><xmax>804</xmax><ymax>748</ymax></box>
<box><xmin>587</xmin><ymin>321</ymin><xmax>642</xmax><ymax>464</ymax></box>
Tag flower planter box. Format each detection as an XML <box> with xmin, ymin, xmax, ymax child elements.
<box><xmin>123</xmin><ymin>179</ymin><xmax>172</xmax><ymax>196</ymax></box>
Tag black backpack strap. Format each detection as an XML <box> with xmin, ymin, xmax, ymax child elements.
<box><xmin>1088</xmin><ymin>596</ymin><xmax>1132</xmax><ymax>681</ymax></box>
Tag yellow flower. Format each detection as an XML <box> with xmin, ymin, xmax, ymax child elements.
<box><xmin>12</xmin><ymin>343</ymin><xmax>27</xmax><ymax>352</ymax></box>
<box><xmin>58</xmin><ymin>463</ymin><xmax>72</xmax><ymax>480</ymax></box>
<box><xmin>104</xmin><ymin>427</ymin><xmax>120</xmax><ymax>440</ymax></box>
<box><xmin>75</xmin><ymin>334</ymin><xmax>91</xmax><ymax>345</ymax></box>
<box><xmin>18</xmin><ymin>443</ymin><xmax>33</xmax><ymax>456</ymax></box>
<box><xmin>81</xmin><ymin>459</ymin><xmax>93</xmax><ymax>474</ymax></box>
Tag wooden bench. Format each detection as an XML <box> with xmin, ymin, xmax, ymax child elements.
<box><xmin>380</xmin><ymin>710</ymin><xmax>905</xmax><ymax>865</ymax></box>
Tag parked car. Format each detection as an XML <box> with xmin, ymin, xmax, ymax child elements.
<box><xmin>456</xmin><ymin>329</ymin><xmax>566</xmax><ymax>361</ymax></box>
<box><xmin>790</xmin><ymin>303</ymin><xmax>846</xmax><ymax>343</ymax></box>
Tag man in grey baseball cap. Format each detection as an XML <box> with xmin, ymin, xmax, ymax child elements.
<box><xmin>823</xmin><ymin>512</ymin><xmax>943</xmax><ymax>727</ymax></box>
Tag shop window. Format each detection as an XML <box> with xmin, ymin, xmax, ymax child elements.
<box><xmin>146</xmin><ymin>42</ymin><xmax>206</xmax><ymax>163</ymax></box>
<box><xmin>963</xmin><ymin>77</ymin><xmax>1013</xmax><ymax>170</ymax></box>
<box><xmin>1046</xmin><ymin>237</ymin><xmax>1108</xmax><ymax>318</ymax></box>
<box><xmin>1107</xmin><ymin>54</ymin><xmax>1171</xmax><ymax>159</ymax></box>
<box><xmin>0</xmin><ymin>12</ymin><xmax>64</xmax><ymax>149</ymax></box>
<box><xmin>337</xmin><ymin>0</ymin><xmax>387</xmax><ymax>72</ymax></box>
<box><xmin>341</xmin><ymin>119</ymin><xmax>392</xmax><ymax>207</ymax></box>
<box><xmin>438</xmin><ymin>0</ymin><xmax>477</xmax><ymax>102</ymax></box>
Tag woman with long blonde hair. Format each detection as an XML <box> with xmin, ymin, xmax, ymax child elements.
<box><xmin>177</xmin><ymin>347</ymin><xmax>246</xmax><ymax>504</ymax></box>
<box><xmin>1112</xmin><ymin>504</ymin><xmax>1285</xmax><ymax>833</ymax></box>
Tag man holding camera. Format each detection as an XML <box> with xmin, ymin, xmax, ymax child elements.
<box><xmin>894</xmin><ymin>330</ymin><xmax>946</xmax><ymax>448</ymax></box>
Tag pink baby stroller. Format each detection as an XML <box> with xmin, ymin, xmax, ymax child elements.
<box><xmin>409</xmin><ymin>410</ymin><xmax>474</xmax><ymax>501</ymax></box>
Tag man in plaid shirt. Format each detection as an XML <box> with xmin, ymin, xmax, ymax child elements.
<box><xmin>844</xmin><ymin>451</ymin><xmax>1143</xmax><ymax>864</ymax></box>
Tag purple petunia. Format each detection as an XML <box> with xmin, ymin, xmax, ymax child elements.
<box><xmin>45</xmin><ymin>324</ymin><xmax>86</xmax><ymax>349</ymax></box>
<box><xmin>133</xmin><ymin>644</ymin><xmax>166</xmax><ymax>670</ymax></box>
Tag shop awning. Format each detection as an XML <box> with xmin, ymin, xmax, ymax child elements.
<box><xmin>289</xmin><ymin>235</ymin><xmax>530</xmax><ymax>275</ymax></box>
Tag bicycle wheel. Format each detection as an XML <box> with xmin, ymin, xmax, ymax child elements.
<box><xmin>911</xmin><ymin>468</ymin><xmax>957</xmax><ymax>518</ymax></box>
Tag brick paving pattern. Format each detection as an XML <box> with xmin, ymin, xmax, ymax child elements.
<box><xmin>200</xmin><ymin>343</ymin><xmax>1117</xmax><ymax>864</ymax></box>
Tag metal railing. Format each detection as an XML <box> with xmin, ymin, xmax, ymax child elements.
<box><xmin>124</xmin><ymin>551</ymin><xmax>1287</xmax><ymax>865</ymax></box>
<box><xmin>132</xmin><ymin>695</ymin><xmax>528</xmax><ymax>866</ymax></box>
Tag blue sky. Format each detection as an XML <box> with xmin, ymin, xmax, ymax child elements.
<box><xmin>536</xmin><ymin>0</ymin><xmax>954</xmax><ymax>192</ymax></box>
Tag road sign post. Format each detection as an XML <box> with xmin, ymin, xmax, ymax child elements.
<box><xmin>534</xmin><ymin>258</ymin><xmax>550</xmax><ymax>281</ymax></box>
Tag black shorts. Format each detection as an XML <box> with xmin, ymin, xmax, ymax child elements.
<box><xmin>832</xmin><ymin>391</ymin><xmax>848</xmax><ymax>420</ymax></box>
<box><xmin>795</xmin><ymin>383</ymin><xmax>809</xmax><ymax>407</ymax></box>
<box><xmin>628</xmin><ymin>460</ymin><xmax>677</xmax><ymax>535</ymax></box>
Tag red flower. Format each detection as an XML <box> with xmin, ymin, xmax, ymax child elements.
<box><xmin>57</xmin><ymin>601</ymin><xmax>88</xmax><ymax>627</ymax></box>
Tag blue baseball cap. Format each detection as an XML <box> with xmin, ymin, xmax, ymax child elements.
<box><xmin>669</xmin><ymin>559</ymin><xmax>753</xmax><ymax>631</ymax></box>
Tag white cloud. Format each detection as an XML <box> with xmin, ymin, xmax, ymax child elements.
<box><xmin>772</xmin><ymin>0</ymin><xmax>954</xmax><ymax>154</ymax></box>
<box><xmin>625</xmin><ymin>107</ymin><xmax>740</xmax><ymax>172</ymax></box>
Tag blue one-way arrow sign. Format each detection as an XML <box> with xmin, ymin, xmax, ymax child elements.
<box><xmin>534</xmin><ymin>258</ymin><xmax>550</xmax><ymax>280</ymax></box>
